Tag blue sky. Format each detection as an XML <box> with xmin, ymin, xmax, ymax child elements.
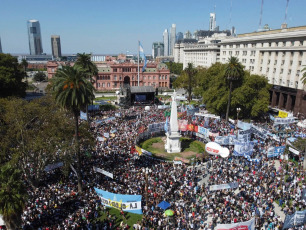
<box><xmin>1</xmin><ymin>0</ymin><xmax>305</xmax><ymax>55</ymax></box>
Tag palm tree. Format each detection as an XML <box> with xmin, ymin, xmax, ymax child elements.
<box><xmin>224</xmin><ymin>56</ymin><xmax>244</xmax><ymax>122</ymax></box>
<box><xmin>51</xmin><ymin>65</ymin><xmax>95</xmax><ymax>193</ymax></box>
<box><xmin>21</xmin><ymin>59</ymin><xmax>28</xmax><ymax>82</ymax></box>
<box><xmin>301</xmin><ymin>66</ymin><xmax>306</xmax><ymax>85</ymax></box>
<box><xmin>184</xmin><ymin>63</ymin><xmax>197</xmax><ymax>102</ymax></box>
<box><xmin>0</xmin><ymin>164</ymin><xmax>27</xmax><ymax>229</ymax></box>
<box><xmin>75</xmin><ymin>53</ymin><xmax>98</xmax><ymax>121</ymax></box>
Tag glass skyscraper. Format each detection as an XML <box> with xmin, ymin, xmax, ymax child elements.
<box><xmin>51</xmin><ymin>35</ymin><xmax>62</xmax><ymax>58</ymax></box>
<box><xmin>27</xmin><ymin>20</ymin><xmax>43</xmax><ymax>55</ymax></box>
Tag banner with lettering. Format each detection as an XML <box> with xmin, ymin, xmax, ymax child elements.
<box><xmin>267</xmin><ymin>146</ymin><xmax>286</xmax><ymax>157</ymax></box>
<box><xmin>210</xmin><ymin>182</ymin><xmax>238</xmax><ymax>191</ymax></box>
<box><xmin>233</xmin><ymin>141</ymin><xmax>254</xmax><ymax>156</ymax></box>
<box><xmin>278</xmin><ymin>110</ymin><xmax>288</xmax><ymax>118</ymax></box>
<box><xmin>283</xmin><ymin>210</ymin><xmax>306</xmax><ymax>229</ymax></box>
<box><xmin>274</xmin><ymin>117</ymin><xmax>295</xmax><ymax>125</ymax></box>
<box><xmin>93</xmin><ymin>166</ymin><xmax>113</xmax><ymax>179</ymax></box>
<box><xmin>216</xmin><ymin>218</ymin><xmax>255</xmax><ymax>230</ymax></box>
<box><xmin>198</xmin><ymin>126</ymin><xmax>209</xmax><ymax>137</ymax></box>
<box><xmin>148</xmin><ymin>122</ymin><xmax>165</xmax><ymax>133</ymax></box>
<box><xmin>94</xmin><ymin>188</ymin><xmax>142</xmax><ymax>214</ymax></box>
<box><xmin>215</xmin><ymin>135</ymin><xmax>236</xmax><ymax>145</ymax></box>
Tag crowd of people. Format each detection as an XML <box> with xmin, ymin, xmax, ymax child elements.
<box><xmin>20</xmin><ymin>105</ymin><xmax>306</xmax><ymax>229</ymax></box>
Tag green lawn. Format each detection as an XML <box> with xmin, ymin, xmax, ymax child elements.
<box><xmin>95</xmin><ymin>96</ymin><xmax>117</xmax><ymax>101</ymax></box>
<box><xmin>97</xmin><ymin>207</ymin><xmax>142</xmax><ymax>228</ymax></box>
<box><xmin>140</xmin><ymin>137</ymin><xmax>206</xmax><ymax>161</ymax></box>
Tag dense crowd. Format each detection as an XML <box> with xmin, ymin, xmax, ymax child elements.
<box><xmin>20</xmin><ymin>106</ymin><xmax>306</xmax><ymax>230</ymax></box>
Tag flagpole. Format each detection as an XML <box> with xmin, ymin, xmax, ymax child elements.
<box><xmin>137</xmin><ymin>41</ymin><xmax>140</xmax><ymax>86</ymax></box>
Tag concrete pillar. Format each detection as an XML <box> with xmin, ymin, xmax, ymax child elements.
<box><xmin>271</xmin><ymin>90</ymin><xmax>277</xmax><ymax>107</ymax></box>
<box><xmin>278</xmin><ymin>93</ymin><xmax>284</xmax><ymax>109</ymax></box>
<box><xmin>285</xmin><ymin>94</ymin><xmax>292</xmax><ymax>111</ymax></box>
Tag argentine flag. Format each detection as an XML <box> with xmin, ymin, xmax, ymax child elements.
<box><xmin>139</xmin><ymin>42</ymin><xmax>147</xmax><ymax>72</ymax></box>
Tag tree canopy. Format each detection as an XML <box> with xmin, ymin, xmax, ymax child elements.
<box><xmin>196</xmin><ymin>63</ymin><xmax>271</xmax><ymax>119</ymax></box>
<box><xmin>0</xmin><ymin>53</ymin><xmax>26</xmax><ymax>98</ymax></box>
<box><xmin>165</xmin><ymin>61</ymin><xmax>183</xmax><ymax>75</ymax></box>
<box><xmin>33</xmin><ymin>71</ymin><xmax>47</xmax><ymax>82</ymax></box>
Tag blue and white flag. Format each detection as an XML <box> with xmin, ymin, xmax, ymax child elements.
<box><xmin>80</xmin><ymin>111</ymin><xmax>87</xmax><ymax>120</ymax></box>
<box><xmin>164</xmin><ymin>117</ymin><xmax>169</xmax><ymax>133</ymax></box>
<box><xmin>139</xmin><ymin>42</ymin><xmax>147</xmax><ymax>72</ymax></box>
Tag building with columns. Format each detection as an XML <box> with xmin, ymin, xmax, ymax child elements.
<box><xmin>47</xmin><ymin>61</ymin><xmax>170</xmax><ymax>91</ymax></box>
<box><xmin>219</xmin><ymin>25</ymin><xmax>306</xmax><ymax>115</ymax></box>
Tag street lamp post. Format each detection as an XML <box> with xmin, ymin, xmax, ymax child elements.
<box><xmin>142</xmin><ymin>168</ymin><xmax>151</xmax><ymax>208</ymax></box>
<box><xmin>236</xmin><ymin>107</ymin><xmax>241</xmax><ymax>128</ymax></box>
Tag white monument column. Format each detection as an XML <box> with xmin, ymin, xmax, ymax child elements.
<box><xmin>165</xmin><ymin>91</ymin><xmax>181</xmax><ymax>153</ymax></box>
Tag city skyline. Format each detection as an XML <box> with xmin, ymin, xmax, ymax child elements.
<box><xmin>1</xmin><ymin>0</ymin><xmax>306</xmax><ymax>55</ymax></box>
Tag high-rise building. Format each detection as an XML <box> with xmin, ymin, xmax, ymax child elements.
<box><xmin>169</xmin><ymin>24</ymin><xmax>176</xmax><ymax>56</ymax></box>
<box><xmin>163</xmin><ymin>29</ymin><xmax>169</xmax><ymax>56</ymax></box>
<box><xmin>0</xmin><ymin>37</ymin><xmax>2</xmax><ymax>53</ymax></box>
<box><xmin>27</xmin><ymin>20</ymin><xmax>43</xmax><ymax>55</ymax></box>
<box><xmin>184</xmin><ymin>30</ymin><xmax>192</xmax><ymax>39</ymax></box>
<box><xmin>209</xmin><ymin>13</ymin><xmax>216</xmax><ymax>31</ymax></box>
<box><xmin>176</xmin><ymin>32</ymin><xmax>183</xmax><ymax>42</ymax></box>
<box><xmin>152</xmin><ymin>42</ymin><xmax>164</xmax><ymax>59</ymax></box>
<box><xmin>51</xmin><ymin>35</ymin><xmax>62</xmax><ymax>58</ymax></box>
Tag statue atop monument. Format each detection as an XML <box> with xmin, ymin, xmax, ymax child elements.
<box><xmin>165</xmin><ymin>90</ymin><xmax>181</xmax><ymax>153</ymax></box>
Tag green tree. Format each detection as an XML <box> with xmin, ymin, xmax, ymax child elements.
<box><xmin>33</xmin><ymin>71</ymin><xmax>46</xmax><ymax>82</ymax></box>
<box><xmin>51</xmin><ymin>66</ymin><xmax>95</xmax><ymax>192</ymax></box>
<box><xmin>165</xmin><ymin>62</ymin><xmax>183</xmax><ymax>75</ymax></box>
<box><xmin>0</xmin><ymin>53</ymin><xmax>26</xmax><ymax>98</ymax></box>
<box><xmin>173</xmin><ymin>63</ymin><xmax>197</xmax><ymax>102</ymax></box>
<box><xmin>75</xmin><ymin>53</ymin><xmax>98</xmax><ymax>120</ymax></box>
<box><xmin>301</xmin><ymin>66</ymin><xmax>306</xmax><ymax>85</ymax></box>
<box><xmin>0</xmin><ymin>163</ymin><xmax>27</xmax><ymax>229</ymax></box>
<box><xmin>224</xmin><ymin>57</ymin><xmax>244</xmax><ymax>122</ymax></box>
<box><xmin>21</xmin><ymin>59</ymin><xmax>28</xmax><ymax>82</ymax></box>
<box><xmin>202</xmin><ymin>63</ymin><xmax>270</xmax><ymax>119</ymax></box>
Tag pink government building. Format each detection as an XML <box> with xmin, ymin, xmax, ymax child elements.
<box><xmin>47</xmin><ymin>61</ymin><xmax>170</xmax><ymax>90</ymax></box>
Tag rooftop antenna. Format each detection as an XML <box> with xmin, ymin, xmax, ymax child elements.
<box><xmin>259</xmin><ymin>0</ymin><xmax>264</xmax><ymax>29</ymax></box>
<box><xmin>284</xmin><ymin>0</ymin><xmax>289</xmax><ymax>23</ymax></box>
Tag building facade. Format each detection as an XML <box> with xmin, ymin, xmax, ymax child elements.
<box><xmin>152</xmin><ymin>42</ymin><xmax>164</xmax><ymax>59</ymax></box>
<box><xmin>51</xmin><ymin>35</ymin><xmax>62</xmax><ymax>58</ymax></box>
<box><xmin>47</xmin><ymin>62</ymin><xmax>170</xmax><ymax>90</ymax></box>
<box><xmin>176</xmin><ymin>32</ymin><xmax>183</xmax><ymax>42</ymax></box>
<box><xmin>27</xmin><ymin>20</ymin><xmax>43</xmax><ymax>55</ymax></box>
<box><xmin>169</xmin><ymin>24</ymin><xmax>176</xmax><ymax>56</ymax></box>
<box><xmin>219</xmin><ymin>26</ymin><xmax>306</xmax><ymax>115</ymax></box>
<box><xmin>163</xmin><ymin>29</ymin><xmax>169</xmax><ymax>56</ymax></box>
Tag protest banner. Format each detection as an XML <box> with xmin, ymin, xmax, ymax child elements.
<box><xmin>274</xmin><ymin>117</ymin><xmax>295</xmax><ymax>125</ymax></box>
<box><xmin>178</xmin><ymin>120</ymin><xmax>188</xmax><ymax>131</ymax></box>
<box><xmin>267</xmin><ymin>146</ymin><xmax>286</xmax><ymax>157</ymax></box>
<box><xmin>278</xmin><ymin>110</ymin><xmax>288</xmax><ymax>118</ymax></box>
<box><xmin>198</xmin><ymin>126</ymin><xmax>209</xmax><ymax>137</ymax></box>
<box><xmin>44</xmin><ymin>162</ymin><xmax>63</xmax><ymax>172</ymax></box>
<box><xmin>93</xmin><ymin>166</ymin><xmax>113</xmax><ymax>179</ymax></box>
<box><xmin>215</xmin><ymin>135</ymin><xmax>236</xmax><ymax>145</ymax></box>
<box><xmin>216</xmin><ymin>218</ymin><xmax>255</xmax><ymax>230</ymax></box>
<box><xmin>283</xmin><ymin>210</ymin><xmax>306</xmax><ymax>229</ymax></box>
<box><xmin>233</xmin><ymin>141</ymin><xmax>254</xmax><ymax>156</ymax></box>
<box><xmin>94</xmin><ymin>188</ymin><xmax>142</xmax><ymax>214</ymax></box>
<box><xmin>289</xmin><ymin>147</ymin><xmax>300</xmax><ymax>155</ymax></box>
<box><xmin>209</xmin><ymin>182</ymin><xmax>238</xmax><ymax>191</ymax></box>
<box><xmin>148</xmin><ymin>122</ymin><xmax>165</xmax><ymax>133</ymax></box>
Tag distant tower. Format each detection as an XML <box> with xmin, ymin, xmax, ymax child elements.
<box><xmin>51</xmin><ymin>35</ymin><xmax>62</xmax><ymax>58</ymax></box>
<box><xmin>176</xmin><ymin>32</ymin><xmax>183</xmax><ymax>42</ymax></box>
<box><xmin>184</xmin><ymin>30</ymin><xmax>192</xmax><ymax>39</ymax></box>
<box><xmin>27</xmin><ymin>20</ymin><xmax>43</xmax><ymax>55</ymax></box>
<box><xmin>169</xmin><ymin>24</ymin><xmax>176</xmax><ymax>56</ymax></box>
<box><xmin>209</xmin><ymin>13</ymin><xmax>216</xmax><ymax>31</ymax></box>
<box><xmin>152</xmin><ymin>42</ymin><xmax>164</xmax><ymax>59</ymax></box>
<box><xmin>163</xmin><ymin>29</ymin><xmax>169</xmax><ymax>56</ymax></box>
<box><xmin>0</xmin><ymin>37</ymin><xmax>2</xmax><ymax>53</ymax></box>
